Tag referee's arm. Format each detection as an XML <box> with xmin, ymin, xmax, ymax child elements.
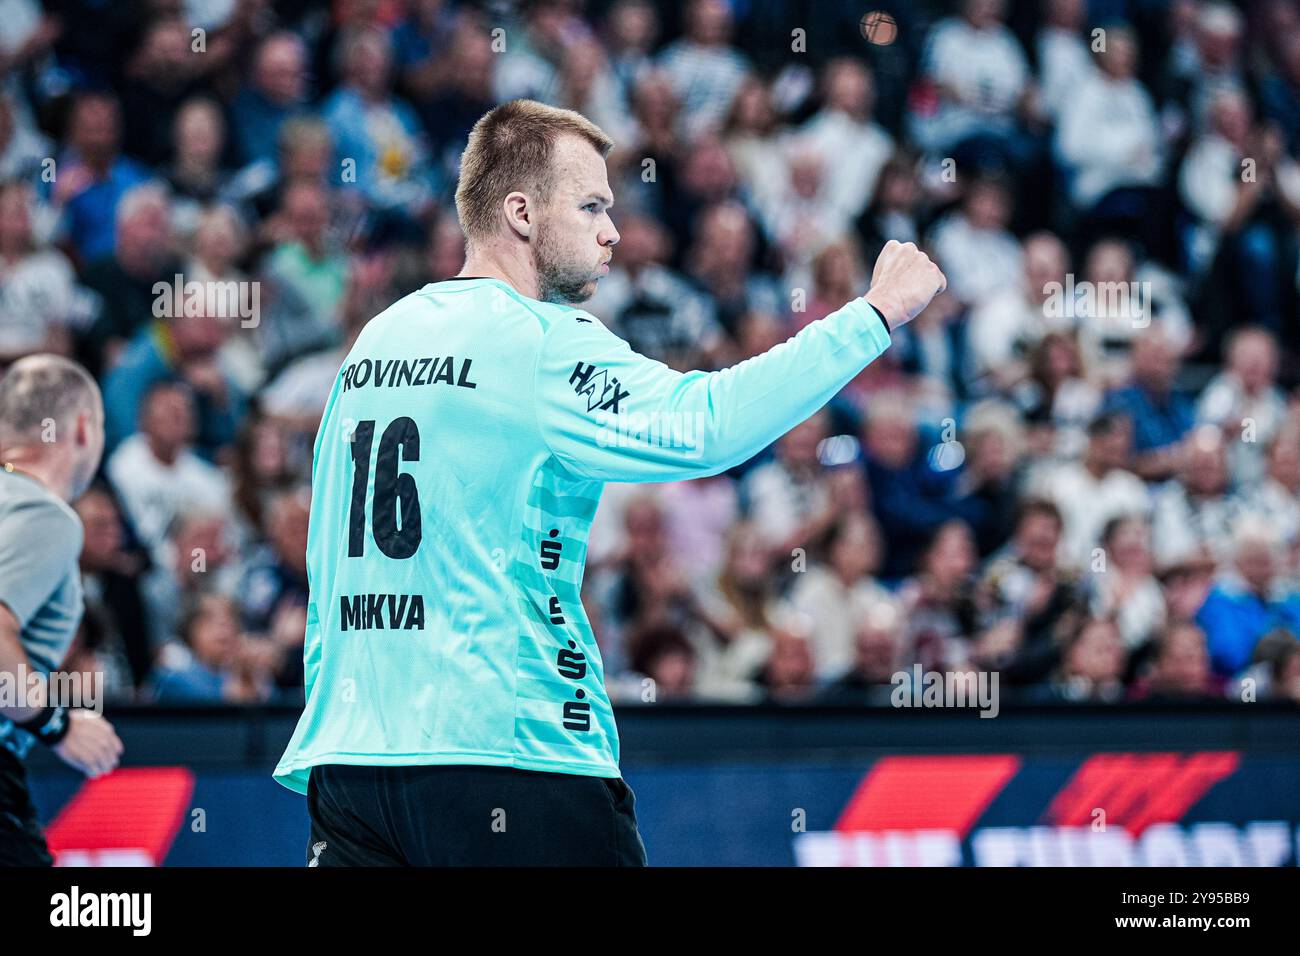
<box><xmin>0</xmin><ymin>603</ymin><xmax>45</xmax><ymax>723</ymax></box>
<box><xmin>0</xmin><ymin>496</ymin><xmax>81</xmax><ymax>723</ymax></box>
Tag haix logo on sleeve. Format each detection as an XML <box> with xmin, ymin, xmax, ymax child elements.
<box><xmin>569</xmin><ymin>362</ymin><xmax>630</xmax><ymax>413</ymax></box>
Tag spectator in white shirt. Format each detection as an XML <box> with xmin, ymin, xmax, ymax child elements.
<box><xmin>928</xmin><ymin>175</ymin><xmax>1024</xmax><ymax>308</ymax></box>
<box><xmin>1073</xmin><ymin>238</ymin><xmax>1193</xmax><ymax>388</ymax></box>
<box><xmin>720</xmin><ymin>75</ymin><xmax>789</xmax><ymax>217</ymax></box>
<box><xmin>1196</xmin><ymin>327</ymin><xmax>1288</xmax><ymax>489</ymax></box>
<box><xmin>1088</xmin><ymin>514</ymin><xmax>1167</xmax><ymax>651</ymax></box>
<box><xmin>1239</xmin><ymin>430</ymin><xmax>1300</xmax><ymax>552</ymax></box>
<box><xmin>786</xmin><ymin>512</ymin><xmax>894</xmax><ymax>680</ymax></box>
<box><xmin>0</xmin><ymin>180</ymin><xmax>85</xmax><ymax>364</ymax></box>
<box><xmin>107</xmin><ymin>380</ymin><xmax>233</xmax><ymax>566</ymax></box>
<box><xmin>1036</xmin><ymin>0</ymin><xmax>1095</xmax><ymax>121</ymax></box>
<box><xmin>969</xmin><ymin>231</ymin><xmax>1072</xmax><ymax>391</ymax></box>
<box><xmin>1056</xmin><ymin>25</ymin><xmax>1163</xmax><ymax>211</ymax></box>
<box><xmin>1151</xmin><ymin>425</ymin><xmax>1241</xmax><ymax>568</ymax></box>
<box><xmin>913</xmin><ymin>0</ymin><xmax>1037</xmax><ymax>157</ymax></box>
<box><xmin>795</xmin><ymin>58</ymin><xmax>894</xmax><ymax>223</ymax></box>
<box><xmin>1028</xmin><ymin>411</ymin><xmax>1150</xmax><ymax>568</ymax></box>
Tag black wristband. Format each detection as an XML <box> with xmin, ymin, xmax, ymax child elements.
<box><xmin>868</xmin><ymin>301</ymin><xmax>891</xmax><ymax>338</ymax></box>
<box><xmin>17</xmin><ymin>705</ymin><xmax>71</xmax><ymax>746</ymax></box>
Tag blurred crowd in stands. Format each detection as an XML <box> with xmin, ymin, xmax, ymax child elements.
<box><xmin>1</xmin><ymin>0</ymin><xmax>1299</xmax><ymax>706</ymax></box>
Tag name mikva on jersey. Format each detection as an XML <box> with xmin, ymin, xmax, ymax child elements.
<box><xmin>341</xmin><ymin>356</ymin><xmax>477</xmax><ymax>392</ymax></box>
<box><xmin>340</xmin><ymin>593</ymin><xmax>426</xmax><ymax>631</ymax></box>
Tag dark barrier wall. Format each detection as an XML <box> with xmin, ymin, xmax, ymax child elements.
<box><xmin>25</xmin><ymin>702</ymin><xmax>1300</xmax><ymax>866</ymax></box>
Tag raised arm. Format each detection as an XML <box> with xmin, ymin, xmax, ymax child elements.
<box><xmin>535</xmin><ymin>240</ymin><xmax>945</xmax><ymax>482</ymax></box>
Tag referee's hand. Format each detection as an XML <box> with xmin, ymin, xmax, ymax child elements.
<box><xmin>53</xmin><ymin>710</ymin><xmax>124</xmax><ymax>779</ymax></box>
<box><xmin>863</xmin><ymin>240</ymin><xmax>947</xmax><ymax>333</ymax></box>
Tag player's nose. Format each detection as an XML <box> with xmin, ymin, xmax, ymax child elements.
<box><xmin>600</xmin><ymin>219</ymin><xmax>620</xmax><ymax>248</ymax></box>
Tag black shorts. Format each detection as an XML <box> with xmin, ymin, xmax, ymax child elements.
<box><xmin>306</xmin><ymin>763</ymin><xmax>648</xmax><ymax>867</ymax></box>
<box><xmin>0</xmin><ymin>746</ymin><xmax>53</xmax><ymax>867</ymax></box>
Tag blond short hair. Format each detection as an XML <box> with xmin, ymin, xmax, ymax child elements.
<box><xmin>454</xmin><ymin>99</ymin><xmax>614</xmax><ymax>247</ymax></box>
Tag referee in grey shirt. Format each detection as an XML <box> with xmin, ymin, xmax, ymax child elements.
<box><xmin>0</xmin><ymin>355</ymin><xmax>122</xmax><ymax>866</ymax></box>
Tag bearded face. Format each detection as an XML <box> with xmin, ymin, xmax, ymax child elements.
<box><xmin>533</xmin><ymin>213</ymin><xmax>608</xmax><ymax>305</ymax></box>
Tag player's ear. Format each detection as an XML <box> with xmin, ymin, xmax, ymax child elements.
<box><xmin>503</xmin><ymin>191</ymin><xmax>533</xmax><ymax>239</ymax></box>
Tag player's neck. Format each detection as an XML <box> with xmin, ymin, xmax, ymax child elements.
<box><xmin>457</xmin><ymin>250</ymin><xmax>540</xmax><ymax>300</ymax></box>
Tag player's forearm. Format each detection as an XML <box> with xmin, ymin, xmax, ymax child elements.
<box><xmin>672</xmin><ymin>297</ymin><xmax>891</xmax><ymax>475</ymax></box>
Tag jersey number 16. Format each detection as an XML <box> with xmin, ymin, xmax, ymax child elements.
<box><xmin>347</xmin><ymin>417</ymin><xmax>422</xmax><ymax>559</ymax></box>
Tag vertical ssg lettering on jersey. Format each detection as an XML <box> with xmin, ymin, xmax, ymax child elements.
<box><xmin>536</xmin><ymin>526</ymin><xmax>592</xmax><ymax>733</ymax></box>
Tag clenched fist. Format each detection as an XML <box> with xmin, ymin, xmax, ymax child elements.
<box><xmin>863</xmin><ymin>240</ymin><xmax>947</xmax><ymax>333</ymax></box>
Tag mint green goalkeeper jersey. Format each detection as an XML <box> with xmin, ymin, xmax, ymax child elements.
<box><xmin>273</xmin><ymin>276</ymin><xmax>892</xmax><ymax>793</ymax></box>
